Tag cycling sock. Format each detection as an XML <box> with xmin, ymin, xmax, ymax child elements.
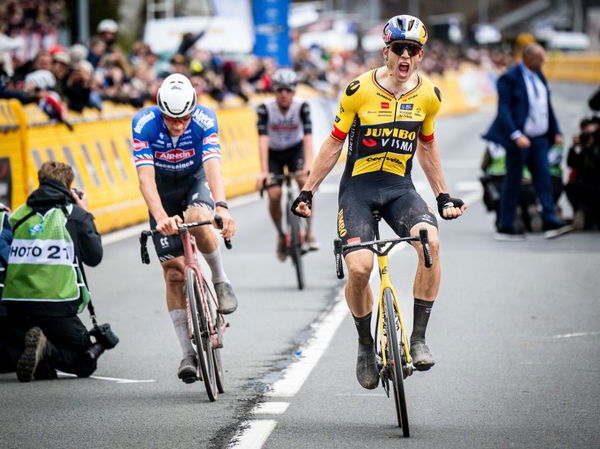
<box><xmin>411</xmin><ymin>298</ymin><xmax>434</xmax><ymax>343</ymax></box>
<box><xmin>170</xmin><ymin>309</ymin><xmax>195</xmax><ymax>357</ymax></box>
<box><xmin>202</xmin><ymin>249</ymin><xmax>229</xmax><ymax>285</ymax></box>
<box><xmin>352</xmin><ymin>312</ymin><xmax>373</xmax><ymax>345</ymax></box>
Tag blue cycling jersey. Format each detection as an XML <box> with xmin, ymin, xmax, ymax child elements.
<box><xmin>131</xmin><ymin>105</ymin><xmax>221</xmax><ymax>177</ymax></box>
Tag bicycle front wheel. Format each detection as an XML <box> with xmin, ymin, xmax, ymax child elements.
<box><xmin>288</xmin><ymin>212</ymin><xmax>305</xmax><ymax>290</ymax></box>
<box><xmin>185</xmin><ymin>267</ymin><xmax>218</xmax><ymax>401</ymax></box>
<box><xmin>384</xmin><ymin>289</ymin><xmax>410</xmax><ymax>436</ymax></box>
<box><xmin>201</xmin><ymin>278</ymin><xmax>225</xmax><ymax>394</ymax></box>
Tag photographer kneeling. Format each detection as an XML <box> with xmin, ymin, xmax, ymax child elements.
<box><xmin>0</xmin><ymin>161</ymin><xmax>113</xmax><ymax>382</ymax></box>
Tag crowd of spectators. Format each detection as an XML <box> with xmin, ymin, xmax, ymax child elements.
<box><xmin>0</xmin><ymin>2</ymin><xmax>516</xmax><ymax>121</ymax></box>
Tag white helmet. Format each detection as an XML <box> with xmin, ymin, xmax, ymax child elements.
<box><xmin>157</xmin><ymin>73</ymin><xmax>197</xmax><ymax>118</ymax></box>
<box><xmin>272</xmin><ymin>68</ymin><xmax>298</xmax><ymax>90</ymax></box>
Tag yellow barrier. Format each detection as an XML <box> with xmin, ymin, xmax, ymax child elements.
<box><xmin>0</xmin><ymin>99</ymin><xmax>28</xmax><ymax>209</ymax></box>
<box><xmin>545</xmin><ymin>52</ymin><xmax>600</xmax><ymax>83</ymax></box>
<box><xmin>218</xmin><ymin>107</ymin><xmax>260</xmax><ymax>197</ymax></box>
<box><xmin>24</xmin><ymin>117</ymin><xmax>147</xmax><ymax>232</ymax></box>
<box><xmin>3</xmin><ymin>100</ymin><xmax>261</xmax><ymax>233</ymax></box>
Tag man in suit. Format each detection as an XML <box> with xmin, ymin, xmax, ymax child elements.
<box><xmin>483</xmin><ymin>43</ymin><xmax>571</xmax><ymax>240</ymax></box>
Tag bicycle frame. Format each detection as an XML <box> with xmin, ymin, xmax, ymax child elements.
<box><xmin>376</xmin><ymin>252</ymin><xmax>412</xmax><ymax>367</ymax></box>
<box><xmin>139</xmin><ymin>218</ymin><xmax>230</xmax><ymax>348</ymax></box>
<box><xmin>333</xmin><ymin>218</ymin><xmax>433</xmax><ymax>370</ymax></box>
<box><xmin>179</xmin><ymin>226</ymin><xmax>224</xmax><ymax>349</ymax></box>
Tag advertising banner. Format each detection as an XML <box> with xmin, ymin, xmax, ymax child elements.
<box><xmin>253</xmin><ymin>0</ymin><xmax>290</xmax><ymax>66</ymax></box>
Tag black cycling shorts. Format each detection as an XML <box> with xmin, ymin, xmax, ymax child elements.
<box><xmin>149</xmin><ymin>169</ymin><xmax>214</xmax><ymax>262</ymax></box>
<box><xmin>268</xmin><ymin>143</ymin><xmax>304</xmax><ymax>186</ymax></box>
<box><xmin>337</xmin><ymin>183</ymin><xmax>437</xmax><ymax>254</ymax></box>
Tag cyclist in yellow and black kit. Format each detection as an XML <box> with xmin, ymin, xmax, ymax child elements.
<box><xmin>292</xmin><ymin>14</ymin><xmax>467</xmax><ymax>390</ymax></box>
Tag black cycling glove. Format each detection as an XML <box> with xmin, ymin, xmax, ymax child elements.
<box><xmin>436</xmin><ymin>193</ymin><xmax>464</xmax><ymax>220</ymax></box>
<box><xmin>291</xmin><ymin>190</ymin><xmax>313</xmax><ymax>217</ymax></box>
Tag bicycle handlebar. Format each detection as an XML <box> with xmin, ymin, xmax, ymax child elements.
<box><xmin>139</xmin><ymin>215</ymin><xmax>231</xmax><ymax>264</ymax></box>
<box><xmin>259</xmin><ymin>172</ymin><xmax>302</xmax><ymax>198</ymax></box>
<box><xmin>333</xmin><ymin>230</ymin><xmax>433</xmax><ymax>278</ymax></box>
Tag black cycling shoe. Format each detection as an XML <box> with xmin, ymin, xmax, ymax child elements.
<box><xmin>410</xmin><ymin>341</ymin><xmax>435</xmax><ymax>371</ymax></box>
<box><xmin>356</xmin><ymin>341</ymin><xmax>379</xmax><ymax>389</ymax></box>
<box><xmin>177</xmin><ymin>354</ymin><xmax>198</xmax><ymax>383</ymax></box>
<box><xmin>17</xmin><ymin>327</ymin><xmax>49</xmax><ymax>383</ymax></box>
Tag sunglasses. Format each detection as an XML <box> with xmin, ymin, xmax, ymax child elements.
<box><xmin>163</xmin><ymin>114</ymin><xmax>192</xmax><ymax>124</ymax></box>
<box><xmin>275</xmin><ymin>87</ymin><xmax>294</xmax><ymax>94</ymax></box>
<box><xmin>388</xmin><ymin>42</ymin><xmax>422</xmax><ymax>57</ymax></box>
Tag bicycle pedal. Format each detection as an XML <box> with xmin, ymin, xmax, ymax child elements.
<box><xmin>181</xmin><ymin>376</ymin><xmax>197</xmax><ymax>384</ymax></box>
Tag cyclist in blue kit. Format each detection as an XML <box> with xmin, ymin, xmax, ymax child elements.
<box><xmin>132</xmin><ymin>73</ymin><xmax>238</xmax><ymax>382</ymax></box>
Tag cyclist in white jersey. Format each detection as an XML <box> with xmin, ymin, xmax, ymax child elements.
<box><xmin>256</xmin><ymin>68</ymin><xmax>319</xmax><ymax>261</ymax></box>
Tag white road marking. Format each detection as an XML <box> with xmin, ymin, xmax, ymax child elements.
<box><xmin>552</xmin><ymin>331</ymin><xmax>600</xmax><ymax>339</ymax></box>
<box><xmin>266</xmin><ymin>295</ymin><xmax>349</xmax><ymax>397</ymax></box>
<box><xmin>229</xmin><ymin>420</ymin><xmax>277</xmax><ymax>449</ymax></box>
<box><xmin>58</xmin><ymin>372</ymin><xmax>156</xmax><ymax>383</ymax></box>
<box><xmin>252</xmin><ymin>402</ymin><xmax>290</xmax><ymax>415</ymax></box>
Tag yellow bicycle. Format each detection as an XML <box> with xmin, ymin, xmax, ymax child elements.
<box><xmin>334</xmin><ymin>211</ymin><xmax>432</xmax><ymax>437</ymax></box>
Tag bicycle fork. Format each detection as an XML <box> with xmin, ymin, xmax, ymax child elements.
<box><xmin>377</xmin><ymin>254</ymin><xmax>413</xmax><ymax>367</ymax></box>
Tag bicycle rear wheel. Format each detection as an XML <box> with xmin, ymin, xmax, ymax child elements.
<box><xmin>201</xmin><ymin>278</ymin><xmax>225</xmax><ymax>394</ymax></box>
<box><xmin>288</xmin><ymin>211</ymin><xmax>305</xmax><ymax>290</ymax></box>
<box><xmin>185</xmin><ymin>267</ymin><xmax>218</xmax><ymax>401</ymax></box>
<box><xmin>384</xmin><ymin>289</ymin><xmax>410</xmax><ymax>436</ymax></box>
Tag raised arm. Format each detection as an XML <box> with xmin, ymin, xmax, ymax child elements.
<box><xmin>293</xmin><ymin>135</ymin><xmax>344</xmax><ymax>217</ymax></box>
<box><xmin>416</xmin><ymin>139</ymin><xmax>467</xmax><ymax>219</ymax></box>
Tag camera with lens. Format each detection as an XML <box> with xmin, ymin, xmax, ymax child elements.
<box><xmin>85</xmin><ymin>323</ymin><xmax>119</xmax><ymax>360</ymax></box>
<box><xmin>89</xmin><ymin>323</ymin><xmax>119</xmax><ymax>349</ymax></box>
<box><xmin>72</xmin><ymin>188</ymin><xmax>84</xmax><ymax>199</ymax></box>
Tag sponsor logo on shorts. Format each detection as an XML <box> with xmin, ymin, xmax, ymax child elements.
<box><xmin>337</xmin><ymin>209</ymin><xmax>347</xmax><ymax>237</ymax></box>
<box><xmin>347</xmin><ymin>237</ymin><xmax>361</xmax><ymax>245</ymax></box>
<box><xmin>420</xmin><ymin>214</ymin><xmax>435</xmax><ymax>224</ymax></box>
<box><xmin>155</xmin><ymin>148</ymin><xmax>195</xmax><ymax>163</ymax></box>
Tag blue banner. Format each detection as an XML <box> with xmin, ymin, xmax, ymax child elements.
<box><xmin>252</xmin><ymin>0</ymin><xmax>290</xmax><ymax>67</ymax></box>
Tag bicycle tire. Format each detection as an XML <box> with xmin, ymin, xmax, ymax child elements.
<box><xmin>185</xmin><ymin>267</ymin><xmax>218</xmax><ymax>401</ymax></box>
<box><xmin>288</xmin><ymin>212</ymin><xmax>305</xmax><ymax>290</ymax></box>
<box><xmin>384</xmin><ymin>289</ymin><xmax>410</xmax><ymax>436</ymax></box>
<box><xmin>202</xmin><ymin>278</ymin><xmax>225</xmax><ymax>394</ymax></box>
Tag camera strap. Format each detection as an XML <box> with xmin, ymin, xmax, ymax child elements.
<box><xmin>73</xmin><ymin>252</ymin><xmax>98</xmax><ymax>327</ymax></box>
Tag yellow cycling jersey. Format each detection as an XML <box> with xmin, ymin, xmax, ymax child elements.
<box><xmin>332</xmin><ymin>68</ymin><xmax>442</xmax><ymax>180</ymax></box>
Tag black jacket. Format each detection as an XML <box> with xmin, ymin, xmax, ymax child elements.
<box><xmin>6</xmin><ymin>180</ymin><xmax>103</xmax><ymax>316</ymax></box>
